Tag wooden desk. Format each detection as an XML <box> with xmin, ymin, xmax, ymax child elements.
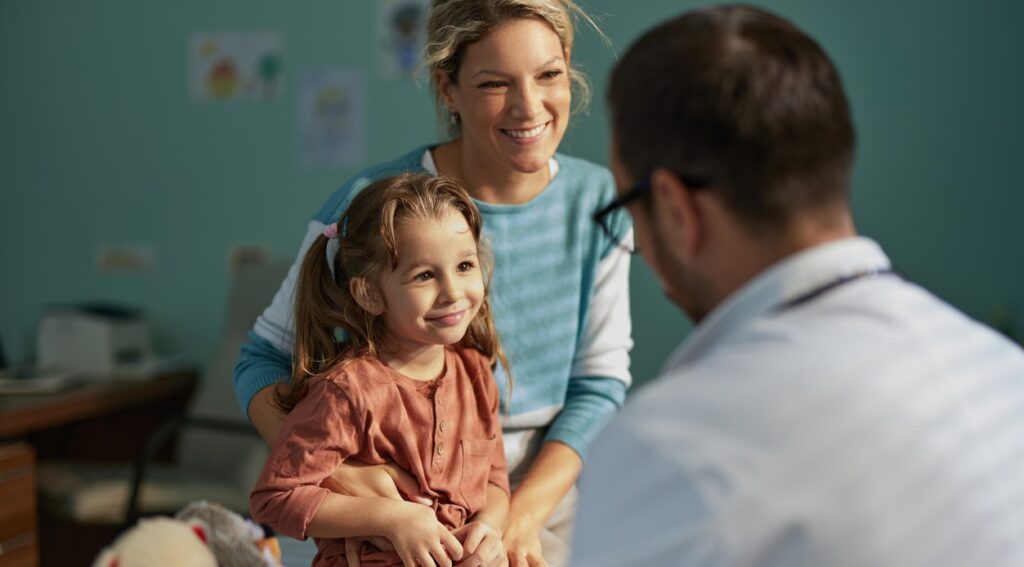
<box><xmin>0</xmin><ymin>371</ymin><xmax>197</xmax><ymax>461</ymax></box>
<box><xmin>0</xmin><ymin>372</ymin><xmax>198</xmax><ymax>567</ymax></box>
<box><xmin>0</xmin><ymin>443</ymin><xmax>37</xmax><ymax>567</ymax></box>
<box><xmin>0</xmin><ymin>371</ymin><xmax>197</xmax><ymax>437</ymax></box>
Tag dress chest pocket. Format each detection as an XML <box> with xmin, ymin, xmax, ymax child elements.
<box><xmin>458</xmin><ymin>437</ymin><xmax>495</xmax><ymax>511</ymax></box>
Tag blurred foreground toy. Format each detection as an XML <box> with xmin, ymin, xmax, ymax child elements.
<box><xmin>176</xmin><ymin>500</ymin><xmax>281</xmax><ymax>567</ymax></box>
<box><xmin>92</xmin><ymin>500</ymin><xmax>282</xmax><ymax>567</ymax></box>
<box><xmin>92</xmin><ymin>516</ymin><xmax>216</xmax><ymax>567</ymax></box>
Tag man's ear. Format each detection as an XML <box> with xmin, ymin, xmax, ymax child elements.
<box><xmin>350</xmin><ymin>277</ymin><xmax>384</xmax><ymax>316</ymax></box>
<box><xmin>650</xmin><ymin>167</ymin><xmax>703</xmax><ymax>261</ymax></box>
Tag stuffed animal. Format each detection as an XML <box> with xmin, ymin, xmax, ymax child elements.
<box><xmin>92</xmin><ymin>516</ymin><xmax>217</xmax><ymax>567</ymax></box>
<box><xmin>92</xmin><ymin>501</ymin><xmax>282</xmax><ymax>567</ymax></box>
<box><xmin>176</xmin><ymin>500</ymin><xmax>281</xmax><ymax>567</ymax></box>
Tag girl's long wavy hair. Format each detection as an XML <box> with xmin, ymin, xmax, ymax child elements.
<box><xmin>276</xmin><ymin>173</ymin><xmax>511</xmax><ymax>412</ymax></box>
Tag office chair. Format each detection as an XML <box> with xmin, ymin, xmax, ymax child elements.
<box><xmin>37</xmin><ymin>261</ymin><xmax>289</xmax><ymax>525</ymax></box>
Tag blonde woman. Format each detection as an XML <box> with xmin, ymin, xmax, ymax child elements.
<box><xmin>235</xmin><ymin>2</ymin><xmax>632</xmax><ymax>565</ymax></box>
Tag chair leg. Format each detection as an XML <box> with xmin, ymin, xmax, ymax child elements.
<box><xmin>123</xmin><ymin>415</ymin><xmax>184</xmax><ymax>528</ymax></box>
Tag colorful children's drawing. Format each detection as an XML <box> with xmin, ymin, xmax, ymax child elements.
<box><xmin>377</xmin><ymin>0</ymin><xmax>430</xmax><ymax>79</ymax></box>
<box><xmin>190</xmin><ymin>32</ymin><xmax>283</xmax><ymax>101</ymax></box>
<box><xmin>299</xmin><ymin>70</ymin><xmax>366</xmax><ymax>167</ymax></box>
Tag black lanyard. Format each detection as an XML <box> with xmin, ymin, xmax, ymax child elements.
<box><xmin>776</xmin><ymin>268</ymin><xmax>898</xmax><ymax>312</ymax></box>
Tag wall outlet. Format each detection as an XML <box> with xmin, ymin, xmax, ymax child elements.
<box><xmin>96</xmin><ymin>244</ymin><xmax>157</xmax><ymax>273</ymax></box>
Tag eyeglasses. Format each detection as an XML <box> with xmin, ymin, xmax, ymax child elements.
<box><xmin>593</xmin><ymin>178</ymin><xmax>650</xmax><ymax>254</ymax></box>
<box><xmin>593</xmin><ymin>172</ymin><xmax>710</xmax><ymax>255</ymax></box>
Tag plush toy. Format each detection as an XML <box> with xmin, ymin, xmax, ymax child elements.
<box><xmin>176</xmin><ymin>500</ymin><xmax>282</xmax><ymax>567</ymax></box>
<box><xmin>92</xmin><ymin>516</ymin><xmax>217</xmax><ymax>567</ymax></box>
<box><xmin>92</xmin><ymin>501</ymin><xmax>282</xmax><ymax>567</ymax></box>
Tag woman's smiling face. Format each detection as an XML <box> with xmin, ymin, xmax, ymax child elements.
<box><xmin>438</xmin><ymin>17</ymin><xmax>572</xmax><ymax>176</ymax></box>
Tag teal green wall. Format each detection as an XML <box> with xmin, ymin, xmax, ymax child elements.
<box><xmin>2</xmin><ymin>1</ymin><xmax>1022</xmax><ymax>390</ymax></box>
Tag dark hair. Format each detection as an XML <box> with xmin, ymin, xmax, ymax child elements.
<box><xmin>608</xmin><ymin>4</ymin><xmax>855</xmax><ymax>229</ymax></box>
<box><xmin>277</xmin><ymin>173</ymin><xmax>511</xmax><ymax>412</ymax></box>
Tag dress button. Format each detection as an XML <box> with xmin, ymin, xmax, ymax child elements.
<box><xmin>439</xmin><ymin>420</ymin><xmax>448</xmax><ymax>432</ymax></box>
<box><xmin>436</xmin><ymin>442</ymin><xmax>445</xmax><ymax>456</ymax></box>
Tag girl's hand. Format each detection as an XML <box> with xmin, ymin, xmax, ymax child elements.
<box><xmin>502</xmin><ymin>516</ymin><xmax>547</xmax><ymax>567</ymax></box>
<box><xmin>384</xmin><ymin>501</ymin><xmax>464</xmax><ymax>567</ymax></box>
<box><xmin>452</xmin><ymin>522</ymin><xmax>507</xmax><ymax>567</ymax></box>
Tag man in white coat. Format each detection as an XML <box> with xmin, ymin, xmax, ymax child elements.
<box><xmin>573</xmin><ymin>5</ymin><xmax>1024</xmax><ymax>566</ymax></box>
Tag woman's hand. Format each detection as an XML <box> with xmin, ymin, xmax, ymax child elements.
<box><xmin>452</xmin><ymin>521</ymin><xmax>507</xmax><ymax>567</ymax></box>
<box><xmin>501</xmin><ymin>515</ymin><xmax>546</xmax><ymax>567</ymax></box>
<box><xmin>325</xmin><ymin>460</ymin><xmax>431</xmax><ymax>566</ymax></box>
<box><xmin>323</xmin><ymin>460</ymin><xmax>431</xmax><ymax>504</ymax></box>
<box><xmin>383</xmin><ymin>501</ymin><xmax>465</xmax><ymax>567</ymax></box>
<box><xmin>500</xmin><ymin>442</ymin><xmax>582</xmax><ymax>567</ymax></box>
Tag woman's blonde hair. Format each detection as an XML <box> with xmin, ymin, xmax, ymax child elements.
<box><xmin>277</xmin><ymin>173</ymin><xmax>511</xmax><ymax>412</ymax></box>
<box><xmin>424</xmin><ymin>0</ymin><xmax>604</xmax><ymax>137</ymax></box>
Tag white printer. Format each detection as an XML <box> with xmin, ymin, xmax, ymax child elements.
<box><xmin>37</xmin><ymin>304</ymin><xmax>153</xmax><ymax>377</ymax></box>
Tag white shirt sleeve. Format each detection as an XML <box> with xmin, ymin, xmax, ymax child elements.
<box><xmin>570</xmin><ymin>229</ymin><xmax>634</xmax><ymax>386</ymax></box>
<box><xmin>252</xmin><ymin>220</ymin><xmax>327</xmax><ymax>353</ymax></box>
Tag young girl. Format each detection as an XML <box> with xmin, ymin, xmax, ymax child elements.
<box><xmin>250</xmin><ymin>173</ymin><xmax>511</xmax><ymax>567</ymax></box>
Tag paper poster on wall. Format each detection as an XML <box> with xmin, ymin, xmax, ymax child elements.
<box><xmin>189</xmin><ymin>32</ymin><xmax>283</xmax><ymax>101</ymax></box>
<box><xmin>376</xmin><ymin>0</ymin><xmax>430</xmax><ymax>78</ymax></box>
<box><xmin>299</xmin><ymin>70</ymin><xmax>366</xmax><ymax>167</ymax></box>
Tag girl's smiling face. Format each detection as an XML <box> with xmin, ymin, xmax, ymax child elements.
<box><xmin>438</xmin><ymin>17</ymin><xmax>572</xmax><ymax>176</ymax></box>
<box><xmin>377</xmin><ymin>212</ymin><xmax>485</xmax><ymax>354</ymax></box>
